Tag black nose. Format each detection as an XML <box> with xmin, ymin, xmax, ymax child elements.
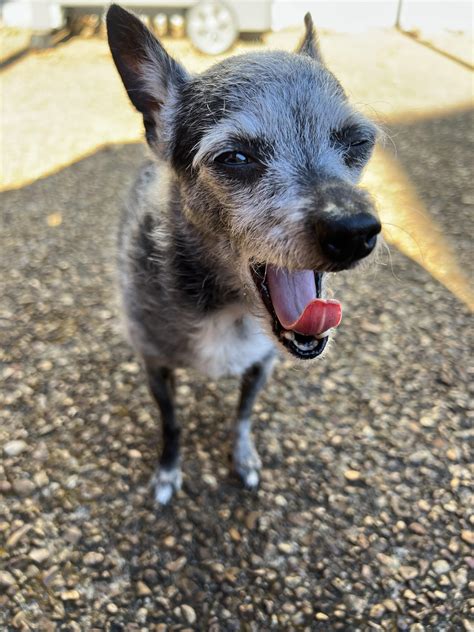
<box><xmin>319</xmin><ymin>212</ymin><xmax>381</xmax><ymax>265</ymax></box>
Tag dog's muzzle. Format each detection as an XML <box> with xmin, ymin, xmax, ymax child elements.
<box><xmin>309</xmin><ymin>180</ymin><xmax>381</xmax><ymax>270</ymax></box>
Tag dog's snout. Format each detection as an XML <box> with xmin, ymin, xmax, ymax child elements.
<box><xmin>318</xmin><ymin>212</ymin><xmax>381</xmax><ymax>264</ymax></box>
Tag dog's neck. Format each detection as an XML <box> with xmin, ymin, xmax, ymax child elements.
<box><xmin>161</xmin><ymin>172</ymin><xmax>243</xmax><ymax>315</ymax></box>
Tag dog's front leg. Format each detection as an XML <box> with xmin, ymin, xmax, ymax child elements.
<box><xmin>233</xmin><ymin>353</ymin><xmax>275</xmax><ymax>488</ymax></box>
<box><xmin>144</xmin><ymin>359</ymin><xmax>182</xmax><ymax>504</ymax></box>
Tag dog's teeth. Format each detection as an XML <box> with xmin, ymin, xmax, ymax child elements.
<box><xmin>282</xmin><ymin>330</ymin><xmax>295</xmax><ymax>341</ymax></box>
<box><xmin>316</xmin><ymin>329</ymin><xmax>331</xmax><ymax>339</ymax></box>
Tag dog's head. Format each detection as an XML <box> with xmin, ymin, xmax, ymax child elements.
<box><xmin>107</xmin><ymin>5</ymin><xmax>381</xmax><ymax>360</ymax></box>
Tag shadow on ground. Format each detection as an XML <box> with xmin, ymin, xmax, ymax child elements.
<box><xmin>0</xmin><ymin>119</ymin><xmax>472</xmax><ymax>630</ymax></box>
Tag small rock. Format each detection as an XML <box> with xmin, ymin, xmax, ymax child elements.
<box><xmin>461</xmin><ymin>530</ymin><xmax>474</xmax><ymax>545</ymax></box>
<box><xmin>106</xmin><ymin>603</ymin><xmax>118</xmax><ymax>614</ymax></box>
<box><xmin>0</xmin><ymin>481</ymin><xmax>11</xmax><ymax>493</ymax></box>
<box><xmin>432</xmin><ymin>559</ymin><xmax>450</xmax><ymax>575</ymax></box>
<box><xmin>450</xmin><ymin>567</ymin><xmax>467</xmax><ymax>587</ymax></box>
<box><xmin>409</xmin><ymin>522</ymin><xmax>426</xmax><ymax>535</ymax></box>
<box><xmin>278</xmin><ymin>542</ymin><xmax>297</xmax><ymax>555</ymax></box>
<box><xmin>285</xmin><ymin>574</ymin><xmax>301</xmax><ymax>588</ymax></box>
<box><xmin>0</xmin><ymin>570</ymin><xmax>16</xmax><ymax>587</ymax></box>
<box><xmin>136</xmin><ymin>581</ymin><xmax>151</xmax><ymax>596</ymax></box>
<box><xmin>274</xmin><ymin>494</ymin><xmax>287</xmax><ymax>507</ymax></box>
<box><xmin>4</xmin><ymin>440</ymin><xmax>28</xmax><ymax>456</ymax></box>
<box><xmin>7</xmin><ymin>524</ymin><xmax>32</xmax><ymax>548</ymax></box>
<box><xmin>166</xmin><ymin>556</ymin><xmax>187</xmax><ymax>572</ymax></box>
<box><xmin>399</xmin><ymin>565</ymin><xmax>418</xmax><ymax>580</ymax></box>
<box><xmin>181</xmin><ymin>604</ymin><xmax>196</xmax><ymax>624</ymax></box>
<box><xmin>403</xmin><ymin>589</ymin><xmax>416</xmax><ymax>600</ymax></box>
<box><xmin>12</xmin><ymin>479</ymin><xmax>35</xmax><ymax>496</ymax></box>
<box><xmin>229</xmin><ymin>527</ymin><xmax>241</xmax><ymax>542</ymax></box>
<box><xmin>245</xmin><ymin>511</ymin><xmax>259</xmax><ymax>530</ymax></box>
<box><xmin>344</xmin><ymin>469</ymin><xmax>361</xmax><ymax>481</ymax></box>
<box><xmin>33</xmin><ymin>471</ymin><xmax>49</xmax><ymax>487</ymax></box>
<box><xmin>29</xmin><ymin>548</ymin><xmax>50</xmax><ymax>564</ymax></box>
<box><xmin>369</xmin><ymin>603</ymin><xmax>385</xmax><ymax>618</ymax></box>
<box><xmin>315</xmin><ymin>612</ymin><xmax>329</xmax><ymax>621</ymax></box>
<box><xmin>83</xmin><ymin>551</ymin><xmax>104</xmax><ymax>566</ymax></box>
<box><xmin>383</xmin><ymin>599</ymin><xmax>397</xmax><ymax>612</ymax></box>
<box><xmin>60</xmin><ymin>590</ymin><xmax>80</xmax><ymax>601</ymax></box>
<box><xmin>224</xmin><ymin>566</ymin><xmax>239</xmax><ymax>583</ymax></box>
<box><xmin>202</xmin><ymin>473</ymin><xmax>218</xmax><ymax>488</ymax></box>
<box><xmin>128</xmin><ymin>449</ymin><xmax>142</xmax><ymax>459</ymax></box>
<box><xmin>64</xmin><ymin>527</ymin><xmax>82</xmax><ymax>545</ymax></box>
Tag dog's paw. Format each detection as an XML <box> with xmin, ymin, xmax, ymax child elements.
<box><xmin>233</xmin><ymin>441</ymin><xmax>262</xmax><ymax>489</ymax></box>
<box><xmin>151</xmin><ymin>465</ymin><xmax>182</xmax><ymax>505</ymax></box>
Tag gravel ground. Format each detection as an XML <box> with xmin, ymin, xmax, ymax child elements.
<box><xmin>1</xmin><ymin>26</ymin><xmax>473</xmax><ymax>632</ymax></box>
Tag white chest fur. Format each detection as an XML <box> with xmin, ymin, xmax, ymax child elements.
<box><xmin>190</xmin><ymin>305</ymin><xmax>275</xmax><ymax>379</ymax></box>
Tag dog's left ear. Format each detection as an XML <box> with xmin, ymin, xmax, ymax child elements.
<box><xmin>297</xmin><ymin>13</ymin><xmax>323</xmax><ymax>62</ymax></box>
<box><xmin>107</xmin><ymin>4</ymin><xmax>188</xmax><ymax>150</ymax></box>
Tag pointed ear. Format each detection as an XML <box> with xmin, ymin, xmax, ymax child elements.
<box><xmin>106</xmin><ymin>4</ymin><xmax>188</xmax><ymax>146</ymax></box>
<box><xmin>297</xmin><ymin>13</ymin><xmax>323</xmax><ymax>62</ymax></box>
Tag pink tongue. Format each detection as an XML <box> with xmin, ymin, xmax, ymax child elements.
<box><xmin>266</xmin><ymin>265</ymin><xmax>342</xmax><ymax>336</ymax></box>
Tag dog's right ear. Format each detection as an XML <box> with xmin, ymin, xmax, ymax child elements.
<box><xmin>297</xmin><ymin>13</ymin><xmax>323</xmax><ymax>63</ymax></box>
<box><xmin>106</xmin><ymin>4</ymin><xmax>187</xmax><ymax>148</ymax></box>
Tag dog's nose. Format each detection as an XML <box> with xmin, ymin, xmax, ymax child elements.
<box><xmin>318</xmin><ymin>212</ymin><xmax>381</xmax><ymax>264</ymax></box>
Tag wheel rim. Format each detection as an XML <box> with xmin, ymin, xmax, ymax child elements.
<box><xmin>187</xmin><ymin>2</ymin><xmax>237</xmax><ymax>55</ymax></box>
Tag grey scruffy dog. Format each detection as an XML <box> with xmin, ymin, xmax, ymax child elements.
<box><xmin>106</xmin><ymin>4</ymin><xmax>381</xmax><ymax>504</ymax></box>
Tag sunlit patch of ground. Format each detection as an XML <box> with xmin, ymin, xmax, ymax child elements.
<box><xmin>363</xmin><ymin>146</ymin><xmax>474</xmax><ymax>311</ymax></box>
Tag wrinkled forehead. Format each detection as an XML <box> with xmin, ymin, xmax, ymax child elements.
<box><xmin>173</xmin><ymin>51</ymin><xmax>366</xmax><ymax>169</ymax></box>
<box><xmin>193</xmin><ymin>53</ymin><xmax>357</xmax><ymax>155</ymax></box>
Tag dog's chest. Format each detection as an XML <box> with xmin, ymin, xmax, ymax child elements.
<box><xmin>190</xmin><ymin>306</ymin><xmax>274</xmax><ymax>379</ymax></box>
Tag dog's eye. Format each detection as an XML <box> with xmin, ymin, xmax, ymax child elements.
<box><xmin>349</xmin><ymin>139</ymin><xmax>369</xmax><ymax>148</ymax></box>
<box><xmin>215</xmin><ymin>151</ymin><xmax>252</xmax><ymax>166</ymax></box>
<box><xmin>330</xmin><ymin>127</ymin><xmax>375</xmax><ymax>169</ymax></box>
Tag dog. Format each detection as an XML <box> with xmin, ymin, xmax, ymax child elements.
<box><xmin>106</xmin><ymin>4</ymin><xmax>381</xmax><ymax>504</ymax></box>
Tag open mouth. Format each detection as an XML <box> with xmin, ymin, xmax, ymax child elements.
<box><xmin>251</xmin><ymin>264</ymin><xmax>342</xmax><ymax>360</ymax></box>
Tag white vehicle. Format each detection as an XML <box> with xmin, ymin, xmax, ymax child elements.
<box><xmin>3</xmin><ymin>1</ymin><xmax>273</xmax><ymax>54</ymax></box>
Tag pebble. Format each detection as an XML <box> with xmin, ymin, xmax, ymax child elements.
<box><xmin>461</xmin><ymin>530</ymin><xmax>474</xmax><ymax>545</ymax></box>
<box><xmin>33</xmin><ymin>471</ymin><xmax>49</xmax><ymax>487</ymax></box>
<box><xmin>12</xmin><ymin>479</ymin><xmax>35</xmax><ymax>496</ymax></box>
<box><xmin>64</xmin><ymin>527</ymin><xmax>82</xmax><ymax>545</ymax></box>
<box><xmin>166</xmin><ymin>556</ymin><xmax>187</xmax><ymax>572</ymax></box>
<box><xmin>399</xmin><ymin>565</ymin><xmax>418</xmax><ymax>580</ymax></box>
<box><xmin>106</xmin><ymin>603</ymin><xmax>118</xmax><ymax>614</ymax></box>
<box><xmin>344</xmin><ymin>469</ymin><xmax>362</xmax><ymax>481</ymax></box>
<box><xmin>128</xmin><ymin>449</ymin><xmax>142</xmax><ymax>459</ymax></box>
<box><xmin>369</xmin><ymin>603</ymin><xmax>385</xmax><ymax>618</ymax></box>
<box><xmin>4</xmin><ymin>440</ymin><xmax>28</xmax><ymax>456</ymax></box>
<box><xmin>136</xmin><ymin>581</ymin><xmax>152</xmax><ymax>596</ymax></box>
<box><xmin>6</xmin><ymin>524</ymin><xmax>32</xmax><ymax>548</ymax></box>
<box><xmin>409</xmin><ymin>522</ymin><xmax>426</xmax><ymax>535</ymax></box>
<box><xmin>245</xmin><ymin>511</ymin><xmax>259</xmax><ymax>530</ymax></box>
<box><xmin>432</xmin><ymin>559</ymin><xmax>450</xmax><ymax>575</ymax></box>
<box><xmin>229</xmin><ymin>527</ymin><xmax>241</xmax><ymax>542</ymax></box>
<box><xmin>83</xmin><ymin>552</ymin><xmax>104</xmax><ymax>566</ymax></box>
<box><xmin>278</xmin><ymin>542</ymin><xmax>297</xmax><ymax>554</ymax></box>
<box><xmin>0</xmin><ymin>571</ymin><xmax>16</xmax><ymax>587</ymax></box>
<box><xmin>29</xmin><ymin>548</ymin><xmax>50</xmax><ymax>564</ymax></box>
<box><xmin>315</xmin><ymin>612</ymin><xmax>329</xmax><ymax>621</ymax></box>
<box><xmin>60</xmin><ymin>590</ymin><xmax>80</xmax><ymax>601</ymax></box>
<box><xmin>181</xmin><ymin>604</ymin><xmax>197</xmax><ymax>624</ymax></box>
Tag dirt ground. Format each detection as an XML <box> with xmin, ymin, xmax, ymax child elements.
<box><xmin>1</xmin><ymin>22</ymin><xmax>473</xmax><ymax>632</ymax></box>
